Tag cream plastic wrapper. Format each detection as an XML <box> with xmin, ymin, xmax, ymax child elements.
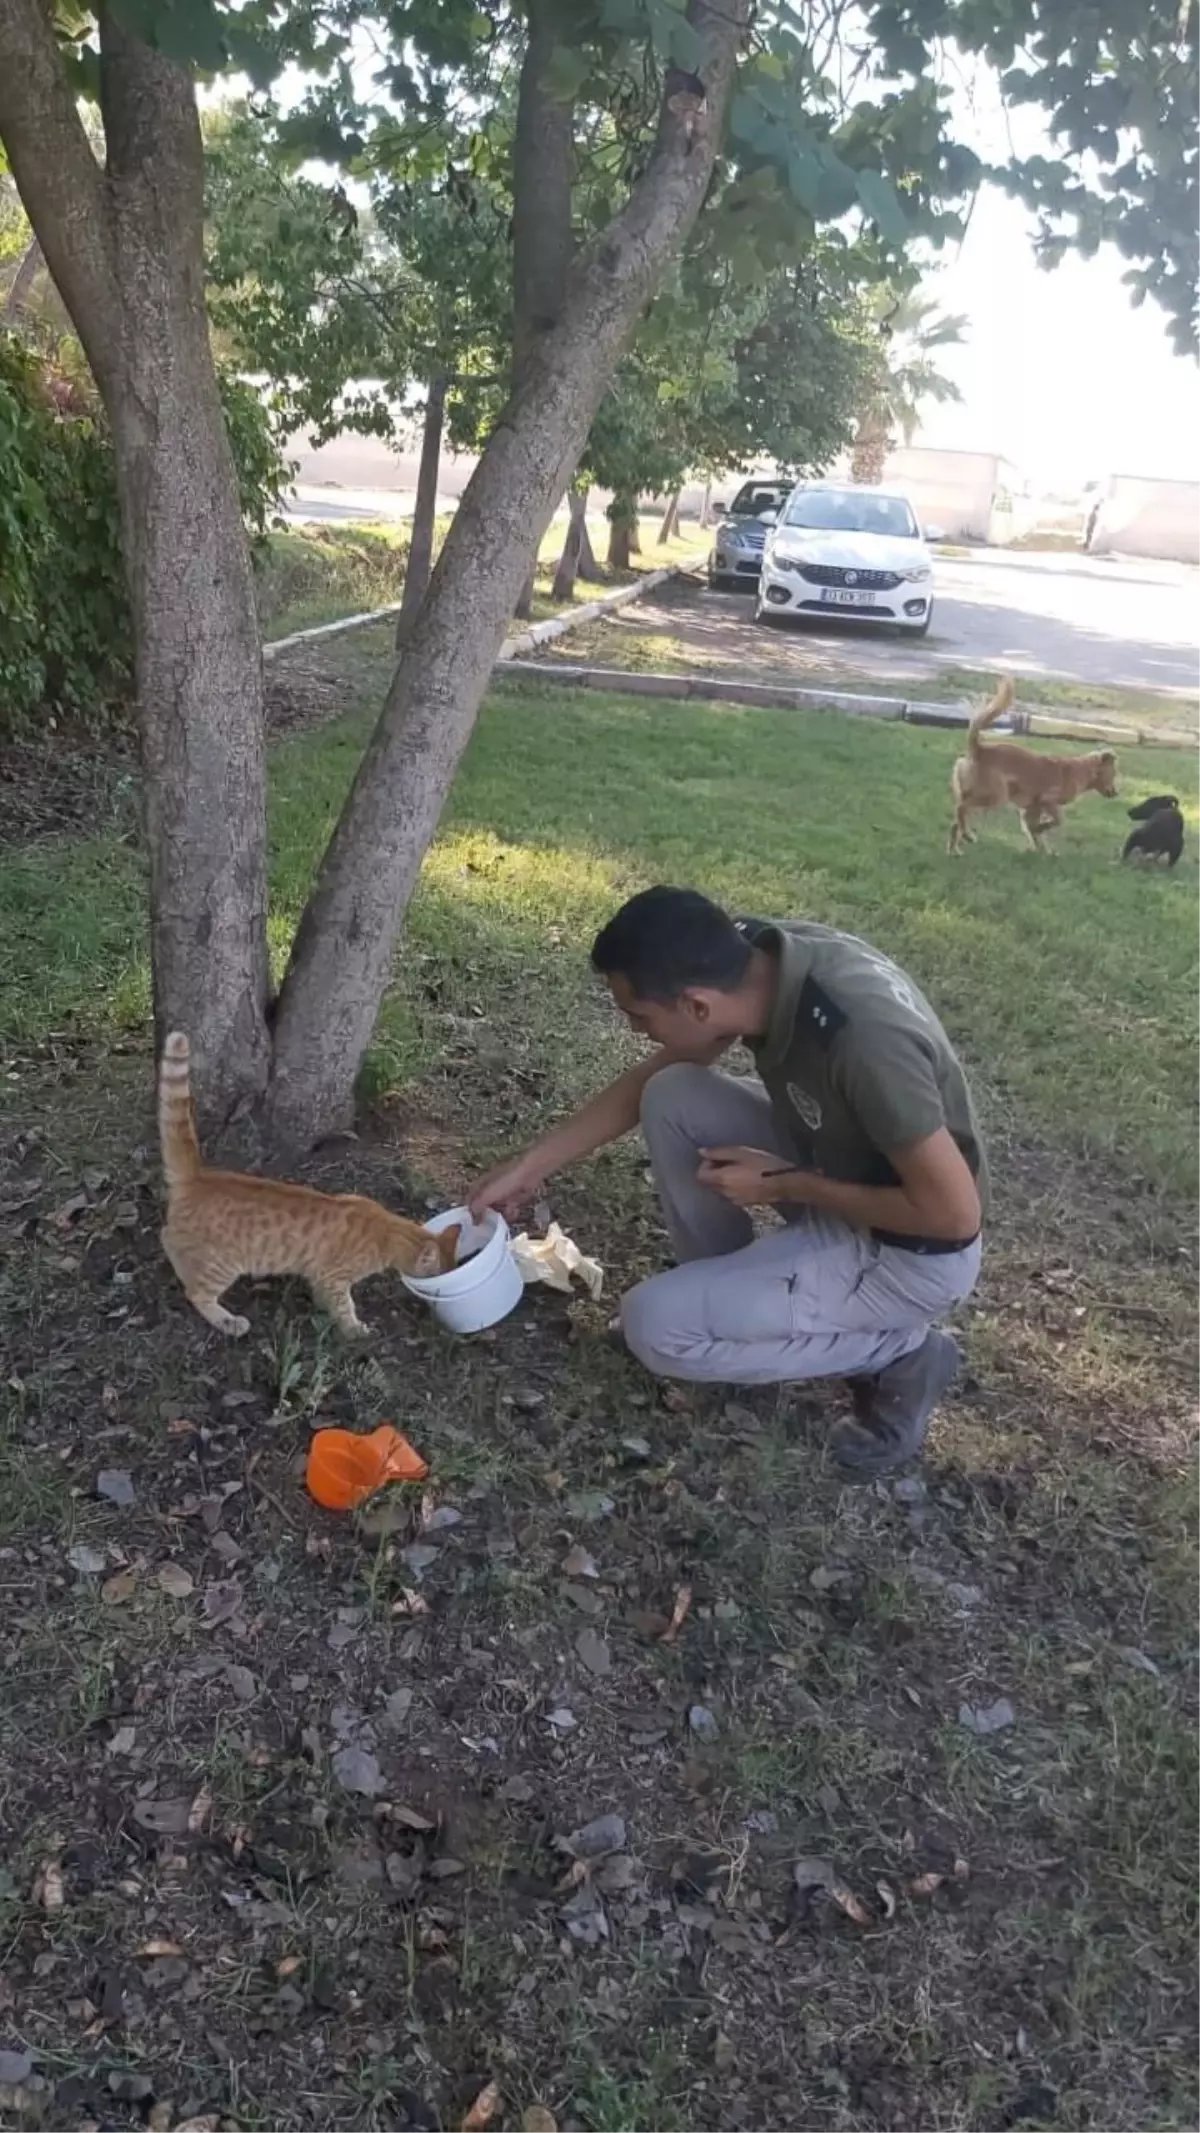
<box><xmin>509</xmin><ymin>1221</ymin><xmax>604</xmax><ymax>1301</ymax></box>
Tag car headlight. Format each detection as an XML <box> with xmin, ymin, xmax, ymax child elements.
<box><xmin>902</xmin><ymin>564</ymin><xmax>932</xmax><ymax>582</ymax></box>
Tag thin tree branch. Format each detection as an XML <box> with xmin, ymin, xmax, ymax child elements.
<box><xmin>0</xmin><ymin>0</ymin><xmax>119</xmax><ymax>365</ymax></box>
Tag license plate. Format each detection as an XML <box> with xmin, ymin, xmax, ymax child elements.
<box><xmin>820</xmin><ymin>587</ymin><xmax>875</xmax><ymax>606</ymax></box>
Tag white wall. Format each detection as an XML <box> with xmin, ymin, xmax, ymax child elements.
<box><xmin>1089</xmin><ymin>477</ymin><xmax>1199</xmax><ymax>564</ymax></box>
<box><xmin>873</xmin><ymin>447</ymin><xmax>1018</xmax><ymax>544</ymax></box>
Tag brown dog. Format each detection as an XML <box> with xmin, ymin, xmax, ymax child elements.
<box><xmin>948</xmin><ymin>678</ymin><xmax>1118</xmax><ymax>854</ymax></box>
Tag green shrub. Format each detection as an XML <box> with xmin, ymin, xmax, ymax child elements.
<box><xmin>0</xmin><ymin>338</ymin><xmax>288</xmax><ymax>735</ymax></box>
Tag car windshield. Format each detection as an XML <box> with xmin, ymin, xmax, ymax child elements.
<box><xmin>782</xmin><ymin>488</ymin><xmax>919</xmax><ymax>538</ymax></box>
<box><xmin>728</xmin><ymin>482</ymin><xmax>789</xmax><ymax>517</ymax></box>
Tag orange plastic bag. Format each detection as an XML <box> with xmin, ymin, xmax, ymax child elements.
<box><xmin>306</xmin><ymin>1424</ymin><xmax>429</xmax><ymax>1512</ymax></box>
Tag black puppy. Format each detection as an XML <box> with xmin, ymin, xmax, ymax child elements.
<box><xmin>1122</xmin><ymin>794</ymin><xmax>1184</xmax><ymax>867</ymax></box>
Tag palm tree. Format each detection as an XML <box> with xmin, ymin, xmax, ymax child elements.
<box><xmin>849</xmin><ymin>290</ymin><xmax>967</xmax><ymax>485</ymax></box>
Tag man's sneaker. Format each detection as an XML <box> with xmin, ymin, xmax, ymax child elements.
<box><xmin>845</xmin><ymin>1373</ymin><xmax>879</xmax><ymax>1424</ymax></box>
<box><xmin>833</xmin><ymin>1331</ymin><xmax>960</xmax><ymax>1476</ymax></box>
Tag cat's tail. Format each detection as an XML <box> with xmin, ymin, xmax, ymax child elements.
<box><xmin>159</xmin><ymin>1031</ymin><xmax>201</xmax><ymax>1187</ymax></box>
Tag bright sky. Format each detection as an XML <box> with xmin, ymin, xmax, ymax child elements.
<box><xmin>910</xmin><ymin>64</ymin><xmax>1199</xmax><ymax>490</ymax></box>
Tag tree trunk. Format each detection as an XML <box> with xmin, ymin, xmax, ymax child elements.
<box><xmin>0</xmin><ymin>0</ymin><xmax>270</xmax><ymax>1129</ymax></box>
<box><xmin>2</xmin><ymin>232</ymin><xmax>43</xmax><ymax>323</ymax></box>
<box><xmin>513</xmin><ymin>564</ymin><xmax>537</xmax><ymax>620</ymax></box>
<box><xmin>607</xmin><ymin>491</ymin><xmax>638</xmax><ymax>570</ymax></box>
<box><xmin>628</xmin><ymin>508</ymin><xmax>642</xmax><ymax>554</ymax></box>
<box><xmin>657</xmin><ymin>488</ymin><xmax>681</xmax><ymax>544</ymax></box>
<box><xmin>698</xmin><ymin>476</ymin><xmax>712</xmax><ymax>529</ymax></box>
<box><xmin>850</xmin><ymin>414</ymin><xmax>891</xmax><ymax>486</ymax></box>
<box><xmin>578</xmin><ymin>508</ymin><xmax>603</xmax><ymax>581</ymax></box>
<box><xmin>551</xmin><ymin>481</ymin><xmax>590</xmax><ymax>601</ymax></box>
<box><xmin>395</xmin><ymin>370</ymin><xmax>446</xmax><ymax>650</ymax></box>
<box><xmin>264</xmin><ymin>4</ymin><xmax>749</xmax><ymax>1146</ymax></box>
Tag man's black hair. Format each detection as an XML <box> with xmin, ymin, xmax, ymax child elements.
<box><xmin>590</xmin><ymin>886</ymin><xmax>752</xmax><ymax>1001</ymax></box>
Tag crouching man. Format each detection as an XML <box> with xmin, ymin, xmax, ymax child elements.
<box><xmin>469</xmin><ymin>887</ymin><xmax>987</xmax><ymax>1475</ymax></box>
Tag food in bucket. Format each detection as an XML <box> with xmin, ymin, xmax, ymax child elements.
<box><xmin>306</xmin><ymin>1424</ymin><xmax>429</xmax><ymax>1511</ymax></box>
<box><xmin>401</xmin><ymin>1206</ymin><xmax>525</xmax><ymax>1333</ymax></box>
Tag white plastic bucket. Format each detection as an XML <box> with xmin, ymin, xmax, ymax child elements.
<box><xmin>402</xmin><ymin>1206</ymin><xmax>524</xmax><ymax>1335</ymax></box>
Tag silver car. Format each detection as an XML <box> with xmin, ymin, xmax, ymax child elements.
<box><xmin>707</xmin><ymin>478</ymin><xmax>792</xmax><ymax>591</ymax></box>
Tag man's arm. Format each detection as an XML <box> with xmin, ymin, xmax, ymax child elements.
<box><xmin>699</xmin><ymin>1129</ymin><xmax>981</xmax><ymax>1239</ymax></box>
<box><xmin>470</xmin><ymin>1046</ymin><xmax>725</xmax><ymax>1217</ymax></box>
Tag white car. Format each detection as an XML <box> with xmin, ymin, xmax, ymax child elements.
<box><xmin>755</xmin><ymin>482</ymin><xmax>939</xmax><ymax>635</ymax></box>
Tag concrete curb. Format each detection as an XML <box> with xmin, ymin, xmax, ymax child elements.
<box><xmin>264</xmin><ymin>604</ymin><xmax>406</xmax><ymax>659</ymax></box>
<box><xmin>495</xmin><ymin>568</ymin><xmax>676</xmax><ymax>659</ymax></box>
<box><xmin>493</xmin><ymin>658</ymin><xmax>1194</xmax><ymax>749</ymax></box>
<box><xmin>263</xmin><ymin>565</ymin><xmax>677</xmax><ymax>664</ymax></box>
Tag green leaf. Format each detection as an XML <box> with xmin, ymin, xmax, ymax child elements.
<box><xmin>856</xmin><ymin>167</ymin><xmax>909</xmax><ymax>245</ymax></box>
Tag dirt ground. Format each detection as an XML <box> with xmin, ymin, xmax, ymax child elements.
<box><xmin>1</xmin><ymin>1033</ymin><xmax>1195</xmax><ymax>2133</ymax></box>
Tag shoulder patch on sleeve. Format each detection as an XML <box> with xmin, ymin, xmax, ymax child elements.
<box><xmin>797</xmin><ymin>975</ymin><xmax>847</xmax><ymax>1050</ymax></box>
<box><xmin>734</xmin><ymin>914</ymin><xmax>770</xmax><ymax>943</ymax></box>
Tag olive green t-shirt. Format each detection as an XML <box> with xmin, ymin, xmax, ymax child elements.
<box><xmin>738</xmin><ymin>918</ymin><xmax>990</xmax><ymax>1221</ymax></box>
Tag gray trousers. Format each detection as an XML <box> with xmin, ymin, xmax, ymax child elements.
<box><xmin>621</xmin><ymin>1065</ymin><xmax>981</xmax><ymax>1386</ymax></box>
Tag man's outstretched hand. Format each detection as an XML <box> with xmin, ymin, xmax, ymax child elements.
<box><xmin>468</xmin><ymin>1150</ymin><xmax>547</xmax><ymax>1222</ymax></box>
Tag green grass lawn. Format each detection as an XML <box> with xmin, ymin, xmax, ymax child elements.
<box><xmin>255</xmin><ymin>514</ymin><xmax>706</xmax><ymax>643</ymax></box>
<box><xmin>5</xmin><ymin>625</ymin><xmax>1195</xmax><ymax>1192</ymax></box>
<box><xmin>0</xmin><ymin>636</ymin><xmax>1195</xmax><ymax>2133</ymax></box>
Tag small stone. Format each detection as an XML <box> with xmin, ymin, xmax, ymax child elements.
<box><xmin>382</xmin><ymin>1687</ymin><xmax>414</xmax><ymax>1729</ymax></box>
<box><xmin>559</xmin><ymin>1882</ymin><xmax>608</xmax><ymax>1944</ymax></box>
<box><xmin>400</xmin><ymin>1543</ymin><xmax>441</xmax><ymax>1576</ymax></box>
<box><xmin>332</xmin><ymin>1744</ymin><xmax>386</xmax><ymax>1796</ymax></box>
<box><xmin>793</xmin><ymin>1856</ymin><xmax>835</xmax><ymax>1892</ymax></box>
<box><xmin>562</xmin><ymin>1544</ymin><xmax>599</xmax><ymax>1580</ymax></box>
<box><xmin>958</xmin><ymin>1697</ymin><xmax>1015</xmax><ymax>1736</ymax></box>
<box><xmin>575</xmin><ymin>1629</ymin><xmax>611</xmax><ymax>1677</ymax></box>
<box><xmin>594</xmin><ymin>1853</ymin><xmax>644</xmax><ymax>1894</ymax></box>
<box><xmin>688</xmin><ymin>1704</ymin><xmax>719</xmax><ymax>1741</ymax></box>
<box><xmin>547</xmin><ymin>1707</ymin><xmax>577</xmax><ymax>1735</ymax></box>
<box><xmin>944</xmin><ymin>1581</ymin><xmax>984</xmax><ymax>1610</ymax></box>
<box><xmin>66</xmin><ymin>1544</ymin><xmax>107</xmax><ymax>1576</ymax></box>
<box><xmin>0</xmin><ymin>2052</ymin><xmax>33</xmax><ymax>2085</ymax></box>
<box><xmin>893</xmin><ymin>1476</ymin><xmax>927</xmax><ymax>1505</ymax></box>
<box><xmin>96</xmin><ymin>1469</ymin><xmax>135</xmax><ymax>1508</ymax></box>
<box><xmin>499</xmin><ymin>1774</ymin><xmax>534</xmax><ymax>1805</ymax></box>
<box><xmin>620</xmin><ymin>1435</ymin><xmax>652</xmax><ymax>1460</ymax></box>
<box><xmin>565</xmin><ymin>1490</ymin><xmax>615</xmax><ymax>1523</ymax></box>
<box><xmin>422</xmin><ymin>1506</ymin><xmax>462</xmax><ymax>1533</ymax></box>
<box><xmin>224</xmin><ymin>1665</ymin><xmax>257</xmax><ymax>1703</ymax></box>
<box><xmin>326</xmin><ymin>1622</ymin><xmax>357</xmax><ymax>1652</ymax></box>
<box><xmin>561</xmin><ymin>1813</ymin><xmax>626</xmax><ymax>1859</ymax></box>
<box><xmin>744</xmin><ymin>1809</ymin><xmax>778</xmax><ymax>1835</ymax></box>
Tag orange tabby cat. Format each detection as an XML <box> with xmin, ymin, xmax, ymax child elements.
<box><xmin>158</xmin><ymin>1032</ymin><xmax>459</xmax><ymax>1338</ymax></box>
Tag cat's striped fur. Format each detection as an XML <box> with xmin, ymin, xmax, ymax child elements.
<box><xmin>159</xmin><ymin>1032</ymin><xmax>457</xmax><ymax>1337</ymax></box>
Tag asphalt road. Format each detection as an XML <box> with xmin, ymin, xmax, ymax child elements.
<box><xmin>701</xmin><ymin>548</ymin><xmax>1197</xmax><ymax>702</ymax></box>
<box><xmin>284</xmin><ymin>480</ymin><xmax>1196</xmax><ymax>704</ymax></box>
